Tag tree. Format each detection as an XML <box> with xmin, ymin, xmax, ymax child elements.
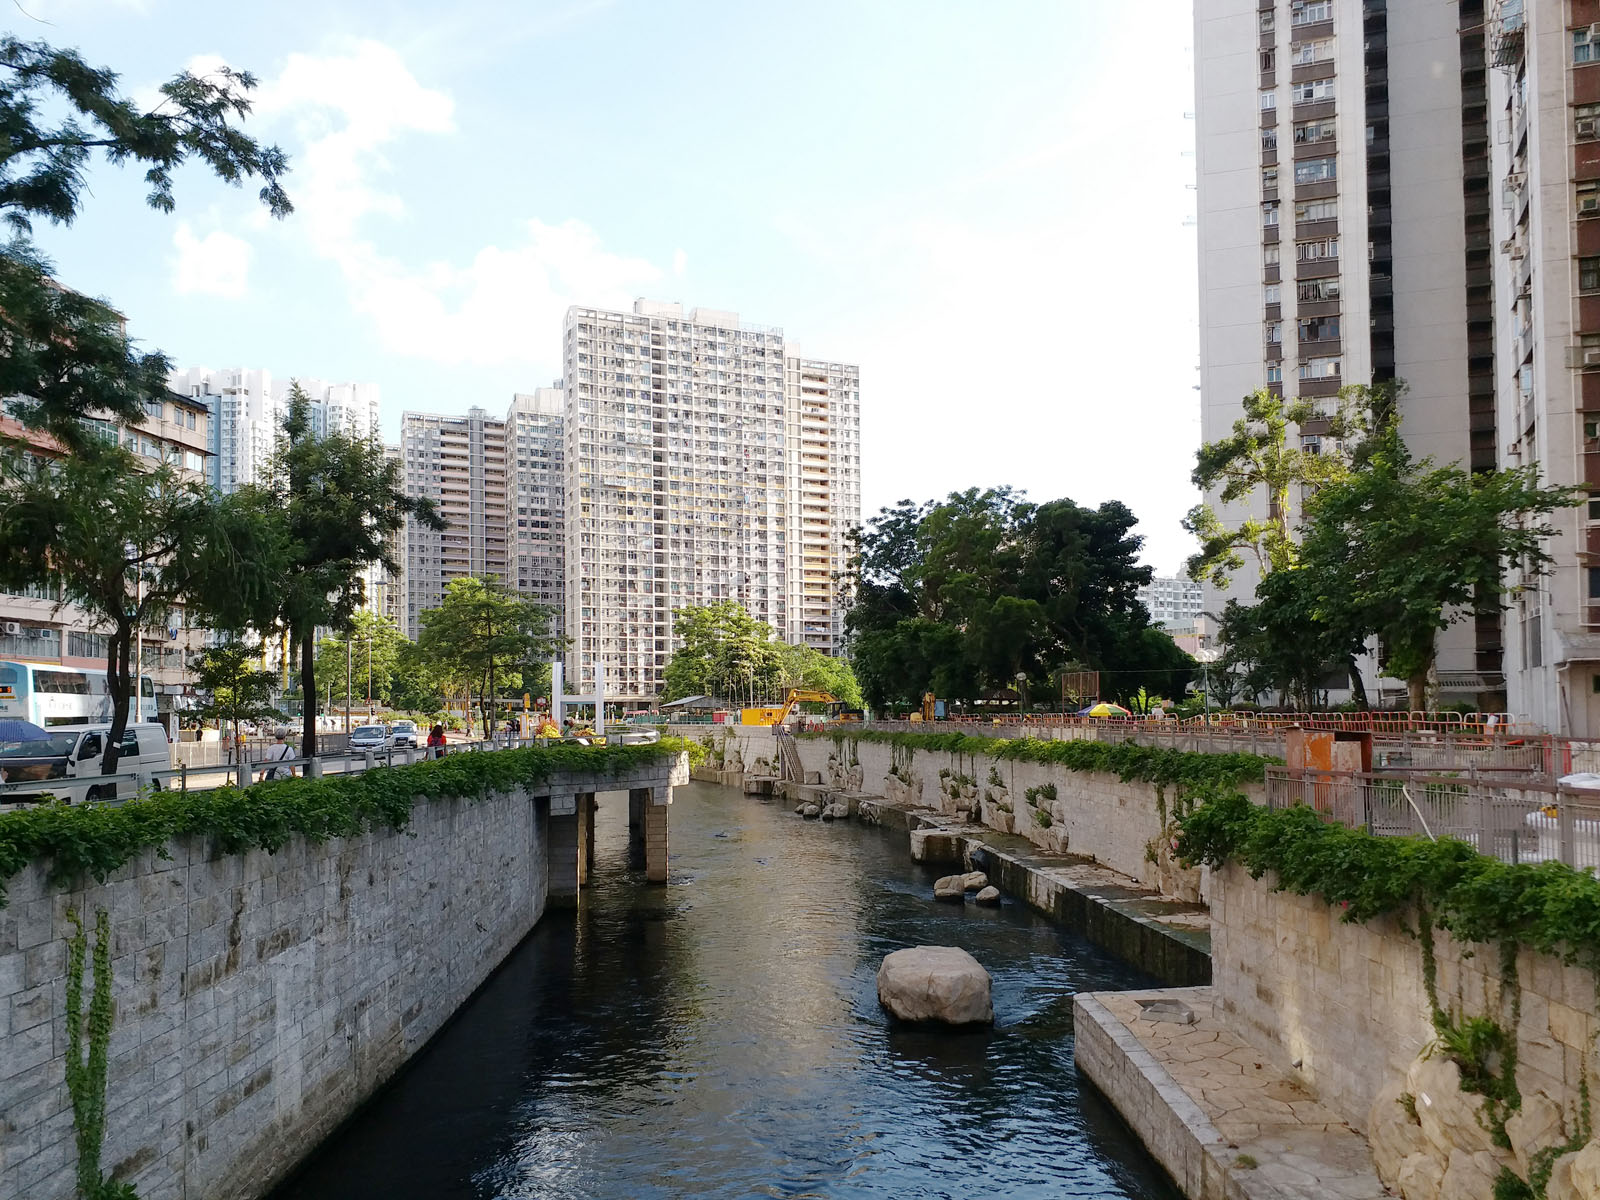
<box><xmin>389</xmin><ymin>640</ymin><xmax>450</xmax><ymax>714</ymax></box>
<box><xmin>192</xmin><ymin>643</ymin><xmax>279</xmax><ymax>779</ymax></box>
<box><xmin>1182</xmin><ymin>389</ymin><xmax>1355</xmax><ymax>588</ymax></box>
<box><xmin>1213</xmin><ymin>568</ymin><xmax>1366</xmax><ymax>710</ymax></box>
<box><xmin>661</xmin><ymin>601</ymin><xmax>783</xmax><ymax>703</ymax></box>
<box><xmin>1296</xmin><ymin>424</ymin><xmax>1580</xmax><ymax>708</ymax></box>
<box><xmin>774</xmin><ymin>642</ymin><xmax>864</xmax><ymax>708</ymax></box>
<box><xmin>0</xmin><ymin>39</ymin><xmax>289</xmax><ymax>447</ymax></box>
<box><xmin>844</xmin><ymin>488</ymin><xmax>1161</xmax><ymax>710</ymax></box>
<box><xmin>415</xmin><ymin>577</ymin><xmax>561</xmax><ymax>736</ymax></box>
<box><xmin>251</xmin><ymin>383</ymin><xmax>440</xmax><ymax>756</ymax></box>
<box><xmin>0</xmin><ymin>448</ymin><xmax>281</xmax><ymax>773</ymax></box>
<box><xmin>314</xmin><ymin>610</ymin><xmax>404</xmax><ymax>713</ymax></box>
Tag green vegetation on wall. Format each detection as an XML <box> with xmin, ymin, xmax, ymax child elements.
<box><xmin>0</xmin><ymin>740</ymin><xmax>702</xmax><ymax>909</ymax></box>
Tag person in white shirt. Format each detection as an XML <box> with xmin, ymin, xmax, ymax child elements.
<box><xmin>264</xmin><ymin>732</ymin><xmax>294</xmax><ymax>780</ymax></box>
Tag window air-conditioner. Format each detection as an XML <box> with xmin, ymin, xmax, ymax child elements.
<box><xmin>1590</xmin><ymin>23</ymin><xmax>1600</xmax><ymax>39</ymax></box>
<box><xmin>1582</xmin><ymin>117</ymin><xmax>1599</xmax><ymax>138</ymax></box>
<box><xmin>1585</xmin><ymin>348</ymin><xmax>1600</xmax><ymax>367</ymax></box>
<box><xmin>2</xmin><ymin>622</ymin><xmax>19</xmax><ymax>635</ymax></box>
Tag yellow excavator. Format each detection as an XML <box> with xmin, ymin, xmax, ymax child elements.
<box><xmin>741</xmin><ymin>689</ymin><xmax>841</xmax><ymax>727</ymax></box>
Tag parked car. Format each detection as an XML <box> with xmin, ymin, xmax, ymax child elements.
<box><xmin>349</xmin><ymin>725</ymin><xmax>396</xmax><ymax>753</ymax></box>
<box><xmin>0</xmin><ymin>722</ymin><xmax>171</xmax><ymax>804</ymax></box>
<box><xmin>389</xmin><ymin>720</ymin><xmax>419</xmax><ymax>748</ymax></box>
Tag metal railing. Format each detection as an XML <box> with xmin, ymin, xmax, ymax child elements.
<box><xmin>1264</xmin><ymin>766</ymin><xmax>1600</xmax><ymax>871</ymax></box>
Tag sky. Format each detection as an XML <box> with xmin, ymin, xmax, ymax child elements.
<box><xmin>21</xmin><ymin>0</ymin><xmax>1202</xmax><ymax>574</ymax></box>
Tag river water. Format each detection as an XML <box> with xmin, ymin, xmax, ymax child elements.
<box><xmin>273</xmin><ymin>782</ymin><xmax>1181</xmax><ymax>1200</ymax></box>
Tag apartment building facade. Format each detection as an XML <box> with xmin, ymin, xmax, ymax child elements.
<box><xmin>506</xmin><ymin>389</ymin><xmax>565</xmax><ymax>635</ymax></box>
<box><xmin>561</xmin><ymin>300</ymin><xmax>860</xmax><ymax>703</ymax></box>
<box><xmin>1194</xmin><ymin>0</ymin><xmax>1496</xmax><ymax>707</ymax></box>
<box><xmin>0</xmin><ymin>392</ymin><xmax>215</xmax><ymax>719</ymax></box>
<box><xmin>1486</xmin><ymin>0</ymin><xmax>1600</xmax><ymax>734</ymax></box>
<box><xmin>1138</xmin><ymin>576</ymin><xmax>1207</xmax><ymax>630</ymax></box>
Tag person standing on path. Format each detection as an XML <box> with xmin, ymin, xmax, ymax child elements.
<box><xmin>263</xmin><ymin>732</ymin><xmax>294</xmax><ymax>780</ymax></box>
<box><xmin>427</xmin><ymin>724</ymin><xmax>448</xmax><ymax>758</ymax></box>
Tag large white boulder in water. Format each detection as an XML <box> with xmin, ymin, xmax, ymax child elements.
<box><xmin>877</xmin><ymin>946</ymin><xmax>993</xmax><ymax>1027</ymax></box>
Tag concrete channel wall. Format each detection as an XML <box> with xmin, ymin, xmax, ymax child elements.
<box><xmin>0</xmin><ymin>752</ymin><xmax>688</xmax><ymax>1200</ymax></box>
<box><xmin>1213</xmin><ymin>862</ymin><xmax>1598</xmax><ymax>1139</ymax></box>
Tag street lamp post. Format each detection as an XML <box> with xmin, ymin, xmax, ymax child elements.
<box><xmin>1016</xmin><ymin>671</ymin><xmax>1028</xmax><ymax>715</ymax></box>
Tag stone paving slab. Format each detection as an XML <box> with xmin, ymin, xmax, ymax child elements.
<box><xmin>1077</xmin><ymin>987</ymin><xmax>1391</xmax><ymax>1200</ymax></box>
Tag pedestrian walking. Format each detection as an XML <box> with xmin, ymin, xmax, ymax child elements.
<box><xmin>427</xmin><ymin>724</ymin><xmax>448</xmax><ymax>758</ymax></box>
<box><xmin>263</xmin><ymin>732</ymin><xmax>294</xmax><ymax>781</ymax></box>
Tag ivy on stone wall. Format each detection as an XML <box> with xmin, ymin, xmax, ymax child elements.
<box><xmin>810</xmin><ymin>731</ymin><xmax>1273</xmax><ymax>793</ymax></box>
<box><xmin>65</xmin><ymin>908</ymin><xmax>136</xmax><ymax>1200</ymax></box>
<box><xmin>0</xmin><ymin>740</ymin><xmax>702</xmax><ymax>909</ymax></box>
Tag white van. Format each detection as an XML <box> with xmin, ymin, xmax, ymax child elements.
<box><xmin>0</xmin><ymin>722</ymin><xmax>172</xmax><ymax>804</ymax></box>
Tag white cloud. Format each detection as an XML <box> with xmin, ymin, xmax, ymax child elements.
<box><xmin>250</xmin><ymin>39</ymin><xmax>661</xmax><ymax>366</ymax></box>
<box><xmin>171</xmin><ymin>221</ymin><xmax>252</xmax><ymax>298</ymax></box>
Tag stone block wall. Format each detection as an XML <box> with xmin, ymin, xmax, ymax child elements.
<box><xmin>0</xmin><ymin>786</ymin><xmax>550</xmax><ymax>1200</ymax></box>
<box><xmin>1212</xmin><ymin>862</ymin><xmax>1598</xmax><ymax>1137</ymax></box>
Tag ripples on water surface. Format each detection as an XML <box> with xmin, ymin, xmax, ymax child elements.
<box><xmin>274</xmin><ymin>782</ymin><xmax>1182</xmax><ymax>1200</ymax></box>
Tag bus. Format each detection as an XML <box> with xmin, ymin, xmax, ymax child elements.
<box><xmin>0</xmin><ymin>661</ymin><xmax>157</xmax><ymax>727</ymax></box>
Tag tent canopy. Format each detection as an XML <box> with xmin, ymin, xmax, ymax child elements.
<box><xmin>659</xmin><ymin>694</ymin><xmax>722</xmax><ymax>711</ymax></box>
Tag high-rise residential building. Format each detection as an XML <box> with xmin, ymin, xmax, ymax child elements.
<box><xmin>168</xmin><ymin>368</ymin><xmax>382</xmax><ymax>495</ymax></box>
<box><xmin>561</xmin><ymin>300</ymin><xmax>860</xmax><ymax>703</ymax></box>
<box><xmin>506</xmin><ymin>388</ymin><xmax>566</xmax><ymax>634</ymax></box>
<box><xmin>784</xmin><ymin>356</ymin><xmax>862</xmax><ymax>653</ymax></box>
<box><xmin>1139</xmin><ymin>576</ymin><xmax>1207</xmax><ymax>631</ymax></box>
<box><xmin>1194</xmin><ymin>0</ymin><xmax>1496</xmax><ymax>707</ymax></box>
<box><xmin>1484</xmin><ymin>0</ymin><xmax>1600</xmax><ymax>734</ymax></box>
<box><xmin>399</xmin><ymin>407</ymin><xmax>509</xmax><ymax>639</ymax></box>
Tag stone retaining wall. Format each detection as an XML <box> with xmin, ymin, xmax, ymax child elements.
<box><xmin>1213</xmin><ymin>862</ymin><xmax>1598</xmax><ymax>1180</ymax></box>
<box><xmin>0</xmin><ymin>787</ymin><xmax>552</xmax><ymax>1200</ymax></box>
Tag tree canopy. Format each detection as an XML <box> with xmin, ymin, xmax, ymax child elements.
<box><xmin>845</xmin><ymin>487</ymin><xmax>1193</xmax><ymax>709</ymax></box>
<box><xmin>415</xmin><ymin>577</ymin><xmax>561</xmax><ymax>736</ymax></box>
<box><xmin>661</xmin><ymin>600</ymin><xmax>863</xmax><ymax>708</ymax></box>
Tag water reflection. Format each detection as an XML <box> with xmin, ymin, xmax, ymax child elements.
<box><xmin>273</xmin><ymin>783</ymin><xmax>1180</xmax><ymax>1200</ymax></box>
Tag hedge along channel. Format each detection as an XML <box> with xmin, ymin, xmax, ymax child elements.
<box><xmin>0</xmin><ymin>739</ymin><xmax>705</xmax><ymax>910</ymax></box>
<box><xmin>1176</xmin><ymin>793</ymin><xmax>1600</xmax><ymax>1196</ymax></box>
<box><xmin>802</xmin><ymin>730</ymin><xmax>1274</xmax><ymax>795</ymax></box>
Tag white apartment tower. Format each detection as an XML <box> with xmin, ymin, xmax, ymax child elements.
<box><xmin>1195</xmin><ymin>0</ymin><xmax>1496</xmax><ymax>705</ymax></box>
<box><xmin>562</xmin><ymin>300</ymin><xmax>861</xmax><ymax>702</ymax></box>
<box><xmin>507</xmin><ymin>388</ymin><xmax>566</xmax><ymax>635</ymax></box>
<box><xmin>399</xmin><ymin>408</ymin><xmax>509</xmax><ymax>639</ymax></box>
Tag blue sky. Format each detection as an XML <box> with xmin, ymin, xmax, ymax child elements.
<box><xmin>24</xmin><ymin>0</ymin><xmax>1201</xmax><ymax>572</ymax></box>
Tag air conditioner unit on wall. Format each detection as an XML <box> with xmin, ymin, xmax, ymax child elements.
<box><xmin>1582</xmin><ymin>117</ymin><xmax>1599</xmax><ymax>138</ymax></box>
<box><xmin>1585</xmin><ymin>348</ymin><xmax>1600</xmax><ymax>367</ymax></box>
<box><xmin>2</xmin><ymin>622</ymin><xmax>19</xmax><ymax>635</ymax></box>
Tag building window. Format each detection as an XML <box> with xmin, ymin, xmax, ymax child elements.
<box><xmin>1291</xmin><ymin>38</ymin><xmax>1336</xmax><ymax>64</ymax></box>
<box><xmin>1262</xmin><ymin>128</ymin><xmax>1278</xmax><ymax>151</ymax></box>
<box><xmin>1261</xmin><ymin>48</ymin><xmax>1276</xmax><ymax>72</ymax></box>
<box><xmin>1296</xmin><ymin>237</ymin><xmax>1340</xmax><ymax>261</ymax></box>
<box><xmin>1587</xmin><ymin>496</ymin><xmax>1600</xmax><ymax>520</ymax></box>
<box><xmin>1264</xmin><ymin>245</ymin><xmax>1281</xmax><ymax>266</ymax></box>
<box><xmin>1294</xmin><ymin>117</ymin><xmax>1337</xmax><ymax>145</ymax></box>
<box><xmin>1263</xmin><ymin>166</ymin><xmax>1279</xmax><ymax>193</ymax></box>
<box><xmin>1267</xmin><ymin>363</ymin><xmax>1283</xmax><ymax>384</ymax></box>
<box><xmin>1298</xmin><ymin>277</ymin><xmax>1341</xmax><ymax>301</ymax></box>
<box><xmin>1260</xmin><ymin>90</ymin><xmax>1277</xmax><ymax>110</ymax></box>
<box><xmin>1298</xmin><ymin>355</ymin><xmax>1342</xmax><ymax>379</ymax></box>
<box><xmin>1579</xmin><ymin>103</ymin><xmax>1600</xmax><ymax>141</ymax></box>
<box><xmin>1263</xmin><ymin>202</ymin><xmax>1280</xmax><ymax>226</ymax></box>
<box><xmin>1582</xmin><ymin>257</ymin><xmax>1600</xmax><ymax>293</ymax></box>
<box><xmin>1294</xmin><ymin>157</ymin><xmax>1337</xmax><ymax>184</ymax></box>
<box><xmin>1577</xmin><ymin>27</ymin><xmax>1600</xmax><ymax>65</ymax></box>
<box><xmin>1581</xmin><ymin>180</ymin><xmax>1600</xmax><ymax>216</ymax></box>
<box><xmin>1291</xmin><ymin>0</ymin><xmax>1333</xmax><ymax>24</ymax></box>
<box><xmin>1295</xmin><ymin>198</ymin><xmax>1339</xmax><ymax>222</ymax></box>
<box><xmin>1291</xmin><ymin>78</ymin><xmax>1336</xmax><ymax>105</ymax></box>
<box><xmin>1264</xmin><ymin>284</ymin><xmax>1281</xmax><ymax>304</ymax></box>
<box><xmin>1299</xmin><ymin>315</ymin><xmax>1341</xmax><ymax>341</ymax></box>
<box><xmin>1589</xmin><ymin>566</ymin><xmax>1600</xmax><ymax>600</ymax></box>
<box><xmin>1266</xmin><ymin>321</ymin><xmax>1283</xmax><ymax>344</ymax></box>
<box><xmin>1260</xmin><ymin>10</ymin><xmax>1275</xmax><ymax>31</ymax></box>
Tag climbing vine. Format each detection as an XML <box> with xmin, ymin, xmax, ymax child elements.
<box><xmin>65</xmin><ymin>909</ymin><xmax>136</xmax><ymax>1200</ymax></box>
<box><xmin>0</xmin><ymin>740</ymin><xmax>702</xmax><ymax>909</ymax></box>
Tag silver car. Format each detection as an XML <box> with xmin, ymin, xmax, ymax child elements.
<box><xmin>349</xmin><ymin>725</ymin><xmax>395</xmax><ymax>753</ymax></box>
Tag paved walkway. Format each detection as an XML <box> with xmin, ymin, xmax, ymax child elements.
<box><xmin>1081</xmin><ymin>988</ymin><xmax>1389</xmax><ymax>1200</ymax></box>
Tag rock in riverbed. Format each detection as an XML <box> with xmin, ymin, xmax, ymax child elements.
<box><xmin>974</xmin><ymin>886</ymin><xmax>1000</xmax><ymax>906</ymax></box>
<box><xmin>801</xmin><ymin>804</ymin><xmax>822</xmax><ymax>819</ymax></box>
<box><xmin>933</xmin><ymin>874</ymin><xmax>967</xmax><ymax>901</ymax></box>
<box><xmin>877</xmin><ymin>946</ymin><xmax>993</xmax><ymax>1027</ymax></box>
<box><xmin>962</xmin><ymin>871</ymin><xmax>988</xmax><ymax>891</ymax></box>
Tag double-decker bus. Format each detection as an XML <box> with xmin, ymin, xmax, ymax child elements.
<box><xmin>0</xmin><ymin>661</ymin><xmax>156</xmax><ymax>727</ymax></box>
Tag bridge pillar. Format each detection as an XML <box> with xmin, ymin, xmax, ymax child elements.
<box><xmin>547</xmin><ymin>793</ymin><xmax>580</xmax><ymax>907</ymax></box>
<box><xmin>577</xmin><ymin>792</ymin><xmax>595</xmax><ymax>886</ymax></box>
<box><xmin>644</xmin><ymin>785</ymin><xmax>670</xmax><ymax>884</ymax></box>
<box><xmin>628</xmin><ymin>787</ymin><xmax>647</xmax><ymax>869</ymax></box>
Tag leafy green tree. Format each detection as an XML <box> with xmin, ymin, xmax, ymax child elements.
<box><xmin>0</xmin><ymin>450</ymin><xmax>281</xmax><ymax>773</ymax></box>
<box><xmin>388</xmin><ymin>640</ymin><xmax>450</xmax><ymax>714</ymax></box>
<box><xmin>1213</xmin><ymin>567</ymin><xmax>1366</xmax><ymax>710</ymax></box>
<box><xmin>844</xmin><ymin>488</ymin><xmax>1159</xmax><ymax>709</ymax></box>
<box><xmin>416</xmin><ymin>577</ymin><xmax>560</xmax><ymax>736</ymax></box>
<box><xmin>0</xmin><ymin>39</ymin><xmax>288</xmax><ymax>447</ymax></box>
<box><xmin>192</xmin><ymin>643</ymin><xmax>279</xmax><ymax>777</ymax></box>
<box><xmin>774</xmin><ymin>642</ymin><xmax>864</xmax><ymax>708</ymax></box>
<box><xmin>313</xmin><ymin>610</ymin><xmax>404</xmax><ymax>712</ymax></box>
<box><xmin>1296</xmin><ymin>425</ymin><xmax>1580</xmax><ymax>709</ymax></box>
<box><xmin>250</xmin><ymin>383</ymin><xmax>440</xmax><ymax>756</ymax></box>
<box><xmin>661</xmin><ymin>601</ymin><xmax>782</xmax><ymax>702</ymax></box>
